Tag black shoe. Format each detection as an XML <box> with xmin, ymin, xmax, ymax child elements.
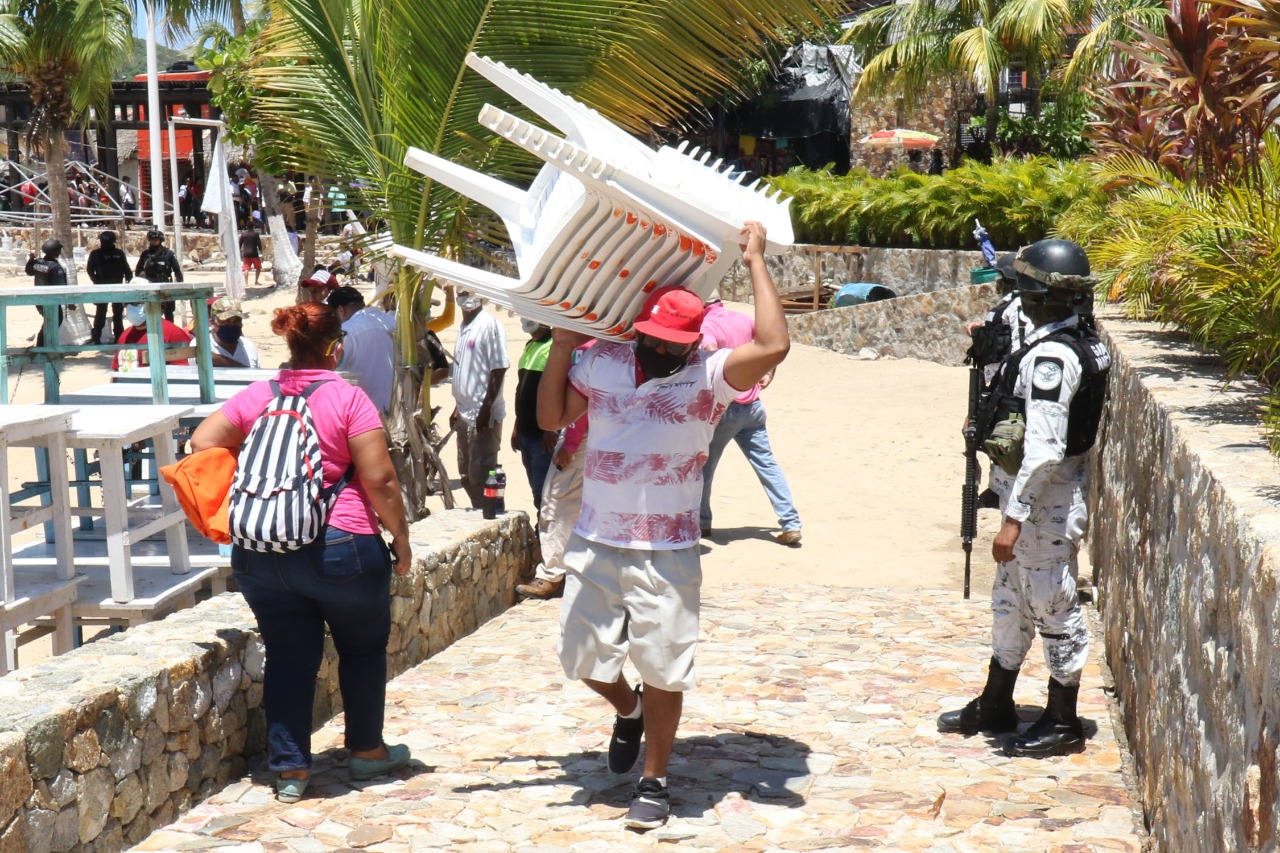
<box><xmin>1003</xmin><ymin>679</ymin><xmax>1085</xmax><ymax>757</ymax></box>
<box><xmin>937</xmin><ymin>657</ymin><xmax>1019</xmax><ymax>734</ymax></box>
<box><xmin>625</xmin><ymin>777</ymin><xmax>670</xmax><ymax>830</ymax></box>
<box><xmin>608</xmin><ymin>686</ymin><xmax>644</xmax><ymax>774</ymax></box>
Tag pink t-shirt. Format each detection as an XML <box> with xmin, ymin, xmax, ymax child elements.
<box><xmin>699</xmin><ymin>302</ymin><xmax>760</xmax><ymax>405</ymax></box>
<box><xmin>569</xmin><ymin>342</ymin><xmax>738</xmax><ymax>549</ymax></box>
<box><xmin>219</xmin><ymin>369</ymin><xmax>384</xmax><ymax>534</ymax></box>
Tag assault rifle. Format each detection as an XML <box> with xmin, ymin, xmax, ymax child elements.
<box><xmin>961</xmin><ymin>360</ymin><xmax>982</xmax><ymax>600</ymax></box>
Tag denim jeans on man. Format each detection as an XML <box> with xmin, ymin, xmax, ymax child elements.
<box><xmin>232</xmin><ymin>527</ymin><xmax>392</xmax><ymax>772</ymax></box>
<box><xmin>699</xmin><ymin>399</ymin><xmax>801</xmax><ymax>532</ymax></box>
<box><xmin>516</xmin><ymin>431</ymin><xmax>555</xmax><ymax>510</ymax></box>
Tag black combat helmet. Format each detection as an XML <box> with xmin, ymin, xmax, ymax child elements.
<box><xmin>145</xmin><ymin>228</ymin><xmax>164</xmax><ymax>241</ymax></box>
<box><xmin>1013</xmin><ymin>239</ymin><xmax>1092</xmax><ymax>295</ymax></box>
<box><xmin>99</xmin><ymin>230</ymin><xmax>116</xmax><ymax>244</ymax></box>
<box><xmin>41</xmin><ymin>238</ymin><xmax>62</xmax><ymax>256</ymax></box>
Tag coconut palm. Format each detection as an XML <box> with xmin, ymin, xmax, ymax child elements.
<box><xmin>247</xmin><ymin>0</ymin><xmax>841</xmax><ymax>516</ymax></box>
<box><xmin>0</xmin><ymin>0</ymin><xmax>132</xmax><ymax>281</ymax></box>
<box><xmin>842</xmin><ymin>0</ymin><xmax>1167</xmax><ymax>149</ymax></box>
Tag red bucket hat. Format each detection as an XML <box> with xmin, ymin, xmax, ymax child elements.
<box><xmin>633</xmin><ymin>286</ymin><xmax>704</xmax><ymax>344</ymax></box>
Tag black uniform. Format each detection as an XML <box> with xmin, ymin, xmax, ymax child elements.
<box><xmin>135</xmin><ymin>245</ymin><xmax>183</xmax><ymax>321</ymax></box>
<box><xmin>87</xmin><ymin>245</ymin><xmax>131</xmax><ymax>343</ymax></box>
<box><xmin>26</xmin><ymin>255</ymin><xmax>66</xmax><ymax>346</ymax></box>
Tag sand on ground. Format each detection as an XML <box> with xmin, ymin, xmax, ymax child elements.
<box><xmin>2</xmin><ymin>263</ymin><xmax>1022</xmax><ymax>666</ymax></box>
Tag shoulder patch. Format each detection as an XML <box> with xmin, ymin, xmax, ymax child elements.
<box><xmin>1031</xmin><ymin>356</ymin><xmax>1064</xmax><ymax>401</ymax></box>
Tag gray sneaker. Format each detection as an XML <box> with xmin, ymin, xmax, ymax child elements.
<box><xmin>624</xmin><ymin>777</ymin><xmax>670</xmax><ymax>830</ymax></box>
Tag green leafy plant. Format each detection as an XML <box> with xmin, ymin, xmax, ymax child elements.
<box><xmin>768</xmin><ymin>156</ymin><xmax>1101</xmax><ymax>248</ymax></box>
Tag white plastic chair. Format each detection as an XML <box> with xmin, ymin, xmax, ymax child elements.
<box><xmin>390</xmin><ymin>53</ymin><xmax>793</xmax><ymax>339</ymax></box>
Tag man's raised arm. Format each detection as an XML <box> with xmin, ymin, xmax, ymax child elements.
<box><xmin>723</xmin><ymin>221</ymin><xmax>790</xmax><ymax>391</ymax></box>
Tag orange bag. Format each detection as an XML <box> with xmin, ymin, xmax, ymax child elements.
<box><xmin>159</xmin><ymin>447</ymin><xmax>239</xmax><ymax>544</ymax></box>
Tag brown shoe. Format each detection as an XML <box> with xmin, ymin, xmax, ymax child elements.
<box><xmin>516</xmin><ymin>577</ymin><xmax>564</xmax><ymax>599</ymax></box>
<box><xmin>777</xmin><ymin>529</ymin><xmax>802</xmax><ymax>546</ymax></box>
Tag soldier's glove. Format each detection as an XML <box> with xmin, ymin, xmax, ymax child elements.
<box><xmin>983</xmin><ymin>413</ymin><xmax>1026</xmax><ymax>477</ymax></box>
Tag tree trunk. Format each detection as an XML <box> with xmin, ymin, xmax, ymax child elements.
<box><xmin>230</xmin><ymin>0</ymin><xmax>247</xmax><ymax>37</ymax></box>
<box><xmin>985</xmin><ymin>86</ymin><xmax>1001</xmax><ymax>160</ymax></box>
<box><xmin>45</xmin><ymin>127</ymin><xmax>77</xmax><ymax>285</ymax></box>
<box><xmin>303</xmin><ymin>176</ymin><xmax>321</xmax><ymax>270</ymax></box>
<box><xmin>256</xmin><ymin>171</ymin><xmax>302</xmax><ymax>288</ymax></box>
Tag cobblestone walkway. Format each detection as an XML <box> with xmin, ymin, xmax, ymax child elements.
<box><xmin>131</xmin><ymin>587</ymin><xmax>1146</xmax><ymax>852</ymax></box>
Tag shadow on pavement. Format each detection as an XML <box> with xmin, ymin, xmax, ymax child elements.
<box><xmin>452</xmin><ymin>730</ymin><xmax>814</xmax><ymax>816</ymax></box>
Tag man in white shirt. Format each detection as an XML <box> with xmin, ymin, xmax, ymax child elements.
<box><xmin>537</xmin><ymin>222</ymin><xmax>789</xmax><ymax>830</ymax></box>
<box><xmin>209</xmin><ymin>297</ymin><xmax>260</xmax><ymax>368</ymax></box>
<box><xmin>325</xmin><ymin>286</ymin><xmax>395</xmax><ymax>414</ymax></box>
<box><xmin>450</xmin><ymin>291</ymin><xmax>508</xmax><ymax>507</ymax></box>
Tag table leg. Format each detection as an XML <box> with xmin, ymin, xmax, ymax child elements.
<box><xmin>100</xmin><ymin>439</ymin><xmax>135</xmax><ymax>602</ymax></box>
<box><xmin>0</xmin><ymin>304</ymin><xmax>8</xmax><ymax>403</ymax></box>
<box><xmin>73</xmin><ymin>448</ymin><xmax>94</xmax><ymax>532</ymax></box>
<box><xmin>51</xmin><ymin>604</ymin><xmax>74</xmax><ymax>655</ymax></box>
<box><xmin>144</xmin><ymin>304</ymin><xmax>168</xmax><ymax>404</ymax></box>
<box><xmin>46</xmin><ymin>432</ymin><xmax>74</xmax><ymax>582</ymax></box>
<box><xmin>152</xmin><ymin>432</ymin><xmax>190</xmax><ymax>576</ymax></box>
<box><xmin>34</xmin><ymin>445</ymin><xmax>54</xmax><ymax>543</ymax></box>
<box><xmin>193</xmin><ymin>297</ymin><xmax>215</xmax><ymax>404</ymax></box>
<box><xmin>0</xmin><ymin>444</ymin><xmax>12</xmax><ymax>676</ymax></box>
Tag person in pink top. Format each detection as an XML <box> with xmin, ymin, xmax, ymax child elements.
<box><xmin>698</xmin><ymin>296</ymin><xmax>802</xmax><ymax>545</ymax></box>
<box><xmin>191</xmin><ymin>303</ymin><xmax>413</xmax><ymax>804</ymax></box>
<box><xmin>537</xmin><ymin>221</ymin><xmax>790</xmax><ymax>830</ymax></box>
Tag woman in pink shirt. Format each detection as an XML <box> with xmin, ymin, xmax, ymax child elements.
<box><xmin>192</xmin><ymin>303</ymin><xmax>412</xmax><ymax>803</ymax></box>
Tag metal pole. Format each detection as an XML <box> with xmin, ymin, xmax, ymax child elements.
<box><xmin>145</xmin><ymin>1</ymin><xmax>164</xmax><ymax>229</ymax></box>
<box><xmin>167</xmin><ymin>121</ymin><xmax>181</xmax><ymax>255</ymax></box>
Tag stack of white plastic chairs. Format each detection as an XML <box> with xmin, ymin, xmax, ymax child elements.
<box><xmin>391</xmin><ymin>53</ymin><xmax>794</xmax><ymax>340</ymax></box>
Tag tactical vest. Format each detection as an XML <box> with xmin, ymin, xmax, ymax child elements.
<box><xmin>965</xmin><ymin>293</ymin><xmax>1017</xmax><ymax>369</ymax></box>
<box><xmin>143</xmin><ymin>249</ymin><xmax>174</xmax><ymax>282</ymax></box>
<box><xmin>979</xmin><ymin>325</ymin><xmax>1110</xmax><ymax>456</ymax></box>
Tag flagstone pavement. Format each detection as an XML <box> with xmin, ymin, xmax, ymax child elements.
<box><xmin>130</xmin><ymin>586</ymin><xmax>1148</xmax><ymax>852</ymax></box>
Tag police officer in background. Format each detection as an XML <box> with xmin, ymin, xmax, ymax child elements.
<box><xmin>26</xmin><ymin>238</ymin><xmax>66</xmax><ymax>346</ymax></box>
<box><xmin>135</xmin><ymin>228</ymin><xmax>183</xmax><ymax>321</ymax></box>
<box><xmin>87</xmin><ymin>230</ymin><xmax>131</xmax><ymax>344</ymax></box>
<box><xmin>939</xmin><ymin>238</ymin><xmax>1110</xmax><ymax>758</ymax></box>
<box><xmin>967</xmin><ymin>253</ymin><xmax>1033</xmax><ymax>508</ymax></box>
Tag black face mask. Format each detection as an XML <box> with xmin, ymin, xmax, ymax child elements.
<box><xmin>216</xmin><ymin>325</ymin><xmax>243</xmax><ymax>347</ymax></box>
<box><xmin>634</xmin><ymin>341</ymin><xmax>690</xmax><ymax>379</ymax></box>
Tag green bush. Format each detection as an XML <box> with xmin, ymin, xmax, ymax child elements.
<box><xmin>768</xmin><ymin>157</ymin><xmax>1103</xmax><ymax>249</ymax></box>
<box><xmin>1055</xmin><ymin>135</ymin><xmax>1280</xmax><ymax>449</ymax></box>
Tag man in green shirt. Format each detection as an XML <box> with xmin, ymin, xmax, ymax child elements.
<box><xmin>511</xmin><ymin>320</ymin><xmax>556</xmax><ymax>508</ymax></box>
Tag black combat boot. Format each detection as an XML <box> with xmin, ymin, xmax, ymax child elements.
<box><xmin>937</xmin><ymin>657</ymin><xmax>1020</xmax><ymax>734</ymax></box>
<box><xmin>1002</xmin><ymin>678</ymin><xmax>1085</xmax><ymax>757</ymax></box>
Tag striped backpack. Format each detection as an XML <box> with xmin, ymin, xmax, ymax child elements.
<box><xmin>228</xmin><ymin>380</ymin><xmax>353</xmax><ymax>553</ymax></box>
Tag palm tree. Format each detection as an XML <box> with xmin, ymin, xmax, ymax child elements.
<box><xmin>248</xmin><ymin>0</ymin><xmax>842</xmax><ymax>516</ymax></box>
<box><xmin>0</xmin><ymin>0</ymin><xmax>132</xmax><ymax>282</ymax></box>
<box><xmin>842</xmin><ymin>0</ymin><xmax>1166</xmax><ymax>151</ymax></box>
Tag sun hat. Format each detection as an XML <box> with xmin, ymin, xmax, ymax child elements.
<box><xmin>633</xmin><ymin>286</ymin><xmax>705</xmax><ymax>344</ymax></box>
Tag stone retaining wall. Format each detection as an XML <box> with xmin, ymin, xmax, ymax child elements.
<box><xmin>1087</xmin><ymin>315</ymin><xmax>1280</xmax><ymax>852</ymax></box>
<box><xmin>0</xmin><ymin>511</ymin><xmax>536</xmax><ymax>853</ymax></box>
<box><xmin>786</xmin><ymin>282</ymin><xmax>995</xmax><ymax>364</ymax></box>
<box><xmin>719</xmin><ymin>246</ymin><xmax>986</xmax><ymax>303</ymax></box>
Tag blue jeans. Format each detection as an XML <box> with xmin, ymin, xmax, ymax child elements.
<box><xmin>699</xmin><ymin>400</ymin><xmax>801</xmax><ymax>532</ymax></box>
<box><xmin>516</xmin><ymin>431</ymin><xmax>554</xmax><ymax>510</ymax></box>
<box><xmin>232</xmin><ymin>527</ymin><xmax>393</xmax><ymax>772</ymax></box>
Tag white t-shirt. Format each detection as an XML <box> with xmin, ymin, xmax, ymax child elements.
<box><xmin>569</xmin><ymin>342</ymin><xmax>738</xmax><ymax>550</ymax></box>
<box><xmin>213</xmin><ymin>334</ymin><xmax>260</xmax><ymax>368</ymax></box>
<box><xmin>451</xmin><ymin>310</ymin><xmax>508</xmax><ymax>425</ymax></box>
<box><xmin>341</xmin><ymin>309</ymin><xmax>395</xmax><ymax>413</ymax></box>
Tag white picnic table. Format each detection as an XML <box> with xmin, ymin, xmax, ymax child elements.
<box><xmin>0</xmin><ymin>405</ymin><xmax>81</xmax><ymax>674</ymax></box>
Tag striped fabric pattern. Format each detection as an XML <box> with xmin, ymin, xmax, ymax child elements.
<box><xmin>228</xmin><ymin>380</ymin><xmax>347</xmax><ymax>553</ymax></box>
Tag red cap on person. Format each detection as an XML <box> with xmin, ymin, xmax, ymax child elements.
<box><xmin>632</xmin><ymin>286</ymin><xmax>704</xmax><ymax>344</ymax></box>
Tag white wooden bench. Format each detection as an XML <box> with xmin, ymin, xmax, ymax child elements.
<box><xmin>0</xmin><ymin>405</ymin><xmax>81</xmax><ymax>674</ymax></box>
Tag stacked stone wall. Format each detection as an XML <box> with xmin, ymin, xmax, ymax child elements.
<box><xmin>0</xmin><ymin>511</ymin><xmax>535</xmax><ymax>853</ymax></box>
<box><xmin>785</xmin><ymin>282</ymin><xmax>995</xmax><ymax>364</ymax></box>
<box><xmin>719</xmin><ymin>246</ymin><xmax>986</xmax><ymax>304</ymax></box>
<box><xmin>1087</xmin><ymin>315</ymin><xmax>1280</xmax><ymax>852</ymax></box>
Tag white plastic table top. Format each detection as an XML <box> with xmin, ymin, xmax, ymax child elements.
<box><xmin>63</xmin><ymin>405</ymin><xmax>194</xmax><ymax>445</ymax></box>
<box><xmin>0</xmin><ymin>405</ymin><xmax>79</xmax><ymax>440</ymax></box>
<box><xmin>60</xmin><ymin>381</ymin><xmax>241</xmax><ymax>405</ymax></box>
<box><xmin>110</xmin><ymin>365</ymin><xmax>278</xmax><ymax>385</ymax></box>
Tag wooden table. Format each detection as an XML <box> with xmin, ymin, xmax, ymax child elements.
<box><xmin>0</xmin><ymin>405</ymin><xmax>82</xmax><ymax>674</ymax></box>
<box><xmin>58</xmin><ymin>405</ymin><xmax>194</xmax><ymax>603</ymax></box>
<box><xmin>110</xmin><ymin>365</ymin><xmax>278</xmax><ymax>386</ymax></box>
<box><xmin>0</xmin><ymin>281</ymin><xmax>216</xmax><ymax>404</ymax></box>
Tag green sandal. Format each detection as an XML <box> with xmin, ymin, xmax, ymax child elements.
<box><xmin>275</xmin><ymin>776</ymin><xmax>309</xmax><ymax>803</ymax></box>
<box><xmin>350</xmin><ymin>743</ymin><xmax>411</xmax><ymax>780</ymax></box>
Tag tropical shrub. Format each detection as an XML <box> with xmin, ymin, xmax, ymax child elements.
<box><xmin>769</xmin><ymin>157</ymin><xmax>1102</xmax><ymax>249</ymax></box>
